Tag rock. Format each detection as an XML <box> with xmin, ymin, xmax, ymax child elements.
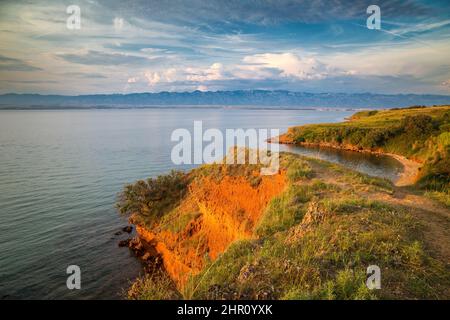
<box><xmin>301</xmin><ymin>200</ymin><xmax>330</xmax><ymax>225</ymax></box>
<box><xmin>122</xmin><ymin>226</ymin><xmax>133</xmax><ymax>233</ymax></box>
<box><xmin>142</xmin><ymin>252</ymin><xmax>151</xmax><ymax>261</ymax></box>
<box><xmin>118</xmin><ymin>238</ymin><xmax>131</xmax><ymax>247</ymax></box>
<box><xmin>285</xmin><ymin>200</ymin><xmax>332</xmax><ymax>244</ymax></box>
<box><xmin>114</xmin><ymin>231</ymin><xmax>122</xmax><ymax>236</ymax></box>
<box><xmin>128</xmin><ymin>238</ymin><xmax>145</xmax><ymax>256</ymax></box>
<box><xmin>238</xmin><ymin>262</ymin><xmax>258</xmax><ymax>283</ymax></box>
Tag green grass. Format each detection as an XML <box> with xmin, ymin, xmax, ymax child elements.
<box><xmin>188</xmin><ymin>198</ymin><xmax>448</xmax><ymax>300</ymax></box>
<box><xmin>286</xmin><ymin>105</ymin><xmax>450</xmax><ymax>192</ymax></box>
<box><xmin>425</xmin><ymin>190</ymin><xmax>450</xmax><ymax>208</ymax></box>
<box><xmin>286</xmin><ymin>158</ymin><xmax>314</xmax><ymax>181</ymax></box>
<box><xmin>122</xmin><ymin>153</ymin><xmax>450</xmax><ymax>300</ymax></box>
<box><xmin>127</xmin><ymin>271</ymin><xmax>181</xmax><ymax>300</ymax></box>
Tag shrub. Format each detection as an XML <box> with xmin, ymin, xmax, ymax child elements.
<box><xmin>117</xmin><ymin>170</ymin><xmax>189</xmax><ymax>226</ymax></box>
<box><xmin>127</xmin><ymin>271</ymin><xmax>181</xmax><ymax>300</ymax></box>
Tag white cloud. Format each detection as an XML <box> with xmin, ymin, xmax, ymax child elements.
<box><xmin>197</xmin><ymin>85</ymin><xmax>208</xmax><ymax>91</ymax></box>
<box><xmin>186</xmin><ymin>63</ymin><xmax>225</xmax><ymax>81</ymax></box>
<box><xmin>240</xmin><ymin>53</ymin><xmax>327</xmax><ymax>80</ymax></box>
<box><xmin>113</xmin><ymin>17</ymin><xmax>124</xmax><ymax>32</ymax></box>
<box><xmin>144</xmin><ymin>71</ymin><xmax>161</xmax><ymax>85</ymax></box>
<box><xmin>389</xmin><ymin>19</ymin><xmax>450</xmax><ymax>36</ymax></box>
<box><xmin>324</xmin><ymin>41</ymin><xmax>450</xmax><ymax>78</ymax></box>
<box><xmin>127</xmin><ymin>43</ymin><xmax>450</xmax><ymax>94</ymax></box>
<box><xmin>143</xmin><ymin>68</ymin><xmax>180</xmax><ymax>86</ymax></box>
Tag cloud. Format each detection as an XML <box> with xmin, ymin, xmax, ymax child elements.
<box><xmin>1</xmin><ymin>0</ymin><xmax>449</xmax><ymax>94</ymax></box>
<box><xmin>324</xmin><ymin>41</ymin><xmax>450</xmax><ymax>79</ymax></box>
<box><xmin>0</xmin><ymin>55</ymin><xmax>42</xmax><ymax>71</ymax></box>
<box><xmin>240</xmin><ymin>53</ymin><xmax>328</xmax><ymax>80</ymax></box>
<box><xmin>144</xmin><ymin>71</ymin><xmax>161</xmax><ymax>85</ymax></box>
<box><xmin>441</xmin><ymin>80</ymin><xmax>450</xmax><ymax>88</ymax></box>
<box><xmin>113</xmin><ymin>17</ymin><xmax>124</xmax><ymax>32</ymax></box>
<box><xmin>101</xmin><ymin>0</ymin><xmax>432</xmax><ymax>27</ymax></box>
<box><xmin>127</xmin><ymin>77</ymin><xmax>139</xmax><ymax>83</ymax></box>
<box><xmin>186</xmin><ymin>63</ymin><xmax>225</xmax><ymax>81</ymax></box>
<box><xmin>389</xmin><ymin>19</ymin><xmax>450</xmax><ymax>36</ymax></box>
<box><xmin>197</xmin><ymin>85</ymin><xmax>208</xmax><ymax>91</ymax></box>
<box><xmin>138</xmin><ymin>53</ymin><xmax>335</xmax><ymax>89</ymax></box>
<box><xmin>64</xmin><ymin>72</ymin><xmax>107</xmax><ymax>79</ymax></box>
<box><xmin>58</xmin><ymin>50</ymin><xmax>158</xmax><ymax>66</ymax></box>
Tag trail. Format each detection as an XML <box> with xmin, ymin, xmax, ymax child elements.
<box><xmin>310</xmin><ymin>160</ymin><xmax>450</xmax><ymax>263</ymax></box>
<box><xmin>371</xmin><ymin>188</ymin><xmax>450</xmax><ymax>262</ymax></box>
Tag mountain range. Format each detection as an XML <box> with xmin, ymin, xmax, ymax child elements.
<box><xmin>1</xmin><ymin>90</ymin><xmax>450</xmax><ymax>109</ymax></box>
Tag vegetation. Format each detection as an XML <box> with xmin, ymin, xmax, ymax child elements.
<box><xmin>285</xmin><ymin>105</ymin><xmax>450</xmax><ymax>202</ymax></box>
<box><xmin>122</xmin><ymin>153</ymin><xmax>450</xmax><ymax>300</ymax></box>
<box><xmin>127</xmin><ymin>270</ymin><xmax>181</xmax><ymax>300</ymax></box>
<box><xmin>116</xmin><ymin>170</ymin><xmax>190</xmax><ymax>228</ymax></box>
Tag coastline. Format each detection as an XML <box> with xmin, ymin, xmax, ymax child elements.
<box><xmin>272</xmin><ymin>137</ymin><xmax>423</xmax><ymax>187</ymax></box>
<box><xmin>120</xmin><ymin>151</ymin><xmax>450</xmax><ymax>300</ymax></box>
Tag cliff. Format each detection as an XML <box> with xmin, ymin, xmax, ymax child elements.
<box><xmin>122</xmin><ymin>163</ymin><xmax>287</xmax><ymax>287</ymax></box>
<box><xmin>119</xmin><ymin>152</ymin><xmax>450</xmax><ymax>300</ymax></box>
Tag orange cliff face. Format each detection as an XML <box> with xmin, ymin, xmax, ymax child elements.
<box><xmin>133</xmin><ymin>170</ymin><xmax>287</xmax><ymax>288</ymax></box>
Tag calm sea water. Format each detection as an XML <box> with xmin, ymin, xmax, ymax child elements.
<box><xmin>0</xmin><ymin>108</ymin><xmax>402</xmax><ymax>299</ymax></box>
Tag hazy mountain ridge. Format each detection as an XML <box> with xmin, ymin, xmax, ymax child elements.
<box><xmin>1</xmin><ymin>90</ymin><xmax>450</xmax><ymax>109</ymax></box>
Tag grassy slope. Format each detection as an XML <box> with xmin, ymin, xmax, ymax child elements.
<box><xmin>122</xmin><ymin>153</ymin><xmax>450</xmax><ymax>300</ymax></box>
<box><xmin>282</xmin><ymin>105</ymin><xmax>450</xmax><ymax>202</ymax></box>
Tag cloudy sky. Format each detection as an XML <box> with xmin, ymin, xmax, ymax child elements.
<box><xmin>0</xmin><ymin>0</ymin><xmax>449</xmax><ymax>94</ymax></box>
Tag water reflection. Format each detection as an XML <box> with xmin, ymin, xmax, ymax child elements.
<box><xmin>278</xmin><ymin>144</ymin><xmax>404</xmax><ymax>182</ymax></box>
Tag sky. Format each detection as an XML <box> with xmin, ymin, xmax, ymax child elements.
<box><xmin>0</xmin><ymin>0</ymin><xmax>449</xmax><ymax>95</ymax></box>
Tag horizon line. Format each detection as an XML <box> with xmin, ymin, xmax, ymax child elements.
<box><xmin>2</xmin><ymin>90</ymin><xmax>450</xmax><ymax>97</ymax></box>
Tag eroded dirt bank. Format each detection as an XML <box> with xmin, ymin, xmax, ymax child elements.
<box><xmin>129</xmin><ymin>169</ymin><xmax>287</xmax><ymax>287</ymax></box>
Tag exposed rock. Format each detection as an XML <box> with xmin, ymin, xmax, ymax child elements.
<box><xmin>142</xmin><ymin>252</ymin><xmax>151</xmax><ymax>261</ymax></box>
<box><xmin>118</xmin><ymin>238</ymin><xmax>131</xmax><ymax>247</ymax></box>
<box><xmin>285</xmin><ymin>200</ymin><xmax>332</xmax><ymax>243</ymax></box>
<box><xmin>302</xmin><ymin>200</ymin><xmax>330</xmax><ymax>226</ymax></box>
<box><xmin>128</xmin><ymin>238</ymin><xmax>145</xmax><ymax>256</ymax></box>
<box><xmin>122</xmin><ymin>226</ymin><xmax>133</xmax><ymax>233</ymax></box>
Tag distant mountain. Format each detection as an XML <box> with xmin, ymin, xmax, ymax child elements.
<box><xmin>1</xmin><ymin>90</ymin><xmax>450</xmax><ymax>109</ymax></box>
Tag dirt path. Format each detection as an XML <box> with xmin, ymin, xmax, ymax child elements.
<box><xmin>310</xmin><ymin>160</ymin><xmax>450</xmax><ymax>263</ymax></box>
<box><xmin>370</xmin><ymin>188</ymin><xmax>450</xmax><ymax>262</ymax></box>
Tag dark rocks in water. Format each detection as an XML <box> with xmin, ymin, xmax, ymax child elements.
<box><xmin>114</xmin><ymin>231</ymin><xmax>122</xmax><ymax>236</ymax></box>
<box><xmin>122</xmin><ymin>226</ymin><xmax>133</xmax><ymax>233</ymax></box>
<box><xmin>128</xmin><ymin>238</ymin><xmax>145</xmax><ymax>256</ymax></box>
<box><xmin>120</xmin><ymin>235</ymin><xmax>164</xmax><ymax>275</ymax></box>
<box><xmin>118</xmin><ymin>238</ymin><xmax>131</xmax><ymax>247</ymax></box>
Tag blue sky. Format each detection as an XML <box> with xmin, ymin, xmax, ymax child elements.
<box><xmin>0</xmin><ymin>0</ymin><xmax>449</xmax><ymax>94</ymax></box>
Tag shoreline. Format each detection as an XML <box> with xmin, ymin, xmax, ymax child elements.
<box><xmin>271</xmin><ymin>137</ymin><xmax>423</xmax><ymax>187</ymax></box>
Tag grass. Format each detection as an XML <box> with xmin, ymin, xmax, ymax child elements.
<box><xmin>424</xmin><ymin>190</ymin><xmax>450</xmax><ymax>208</ymax></box>
<box><xmin>123</xmin><ymin>153</ymin><xmax>449</xmax><ymax>300</ymax></box>
<box><xmin>127</xmin><ymin>271</ymin><xmax>181</xmax><ymax>300</ymax></box>
<box><xmin>188</xmin><ymin>199</ymin><xmax>448</xmax><ymax>300</ymax></box>
<box><xmin>285</xmin><ymin>105</ymin><xmax>450</xmax><ymax>192</ymax></box>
